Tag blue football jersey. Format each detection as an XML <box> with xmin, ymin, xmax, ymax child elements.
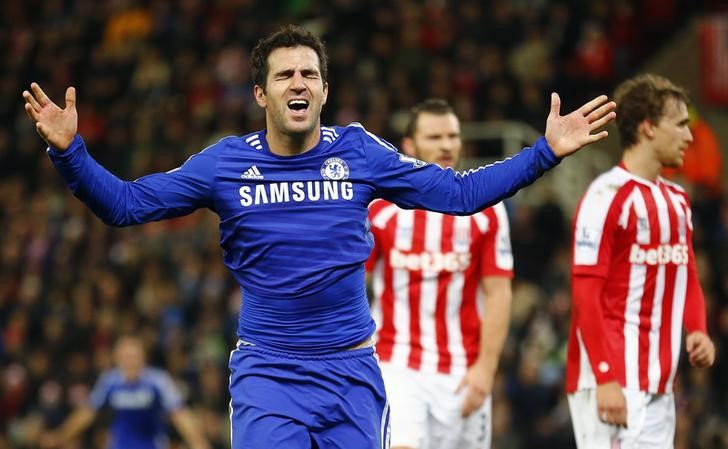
<box><xmin>48</xmin><ymin>123</ymin><xmax>559</xmax><ymax>352</ymax></box>
<box><xmin>88</xmin><ymin>368</ymin><xmax>183</xmax><ymax>449</ymax></box>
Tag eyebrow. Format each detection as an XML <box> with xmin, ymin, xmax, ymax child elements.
<box><xmin>273</xmin><ymin>68</ymin><xmax>320</xmax><ymax>78</ymax></box>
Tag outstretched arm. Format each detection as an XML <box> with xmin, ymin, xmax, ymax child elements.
<box><xmin>40</xmin><ymin>407</ymin><xmax>96</xmax><ymax>448</ymax></box>
<box><xmin>169</xmin><ymin>408</ymin><xmax>212</xmax><ymax>449</ymax></box>
<box><xmin>366</xmin><ymin>94</ymin><xmax>616</xmax><ymax>215</ymax></box>
<box><xmin>22</xmin><ymin>83</ymin><xmax>217</xmax><ymax>226</ymax></box>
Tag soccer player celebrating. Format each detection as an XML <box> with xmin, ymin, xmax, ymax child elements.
<box><xmin>40</xmin><ymin>336</ymin><xmax>210</xmax><ymax>449</ymax></box>
<box><xmin>367</xmin><ymin>99</ymin><xmax>513</xmax><ymax>449</ymax></box>
<box><xmin>23</xmin><ymin>25</ymin><xmax>615</xmax><ymax>449</ymax></box>
<box><xmin>567</xmin><ymin>73</ymin><xmax>715</xmax><ymax>448</ymax></box>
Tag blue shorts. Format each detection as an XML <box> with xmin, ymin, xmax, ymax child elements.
<box><xmin>229</xmin><ymin>342</ymin><xmax>390</xmax><ymax>449</ymax></box>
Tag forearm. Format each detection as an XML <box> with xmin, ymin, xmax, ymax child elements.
<box><xmin>457</xmin><ymin>137</ymin><xmax>560</xmax><ymax>215</ymax></box>
<box><xmin>572</xmin><ymin>274</ymin><xmax>615</xmax><ymax>384</ymax></box>
<box><xmin>48</xmin><ymin>134</ymin><xmax>210</xmax><ymax>226</ymax></box>
<box><xmin>48</xmin><ymin>135</ymin><xmax>140</xmax><ymax>225</ymax></box>
<box><xmin>378</xmin><ymin>137</ymin><xmax>560</xmax><ymax>215</ymax></box>
<box><xmin>55</xmin><ymin>407</ymin><xmax>95</xmax><ymax>443</ymax></box>
<box><xmin>683</xmin><ymin>268</ymin><xmax>707</xmax><ymax>333</ymax></box>
<box><xmin>476</xmin><ymin>277</ymin><xmax>512</xmax><ymax>377</ymax></box>
<box><xmin>170</xmin><ymin>408</ymin><xmax>211</xmax><ymax>449</ymax></box>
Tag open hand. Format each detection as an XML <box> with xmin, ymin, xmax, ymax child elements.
<box><xmin>22</xmin><ymin>83</ymin><xmax>78</xmax><ymax>151</ymax></box>
<box><xmin>545</xmin><ymin>93</ymin><xmax>616</xmax><ymax>158</ymax></box>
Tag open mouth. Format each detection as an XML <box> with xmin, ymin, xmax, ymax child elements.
<box><xmin>288</xmin><ymin>99</ymin><xmax>309</xmax><ymax>112</ymax></box>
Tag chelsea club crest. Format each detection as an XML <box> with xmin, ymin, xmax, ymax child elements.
<box><xmin>320</xmin><ymin>157</ymin><xmax>350</xmax><ymax>180</ymax></box>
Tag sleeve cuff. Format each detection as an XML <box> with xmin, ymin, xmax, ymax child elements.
<box><xmin>46</xmin><ymin>134</ymin><xmax>85</xmax><ymax>160</ymax></box>
<box><xmin>593</xmin><ymin>360</ymin><xmax>616</xmax><ymax>384</ymax></box>
<box><xmin>534</xmin><ymin>136</ymin><xmax>561</xmax><ymax>168</ymax></box>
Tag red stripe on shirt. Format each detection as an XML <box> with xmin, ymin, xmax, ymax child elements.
<box><xmin>657</xmin><ymin>183</ymin><xmax>678</xmax><ymax>392</ymax></box>
<box><xmin>636</xmin><ymin>184</ymin><xmax>659</xmax><ymax>391</ymax></box>
<box><xmin>407</xmin><ymin>210</ymin><xmax>427</xmax><ymax>370</ymax></box>
<box><xmin>461</xmin><ymin>215</ymin><xmax>482</xmax><ymax>367</ymax></box>
<box><xmin>376</xmin><ymin>208</ymin><xmax>398</xmax><ymax>362</ymax></box>
<box><xmin>435</xmin><ymin>214</ymin><xmax>454</xmax><ymax>373</ymax></box>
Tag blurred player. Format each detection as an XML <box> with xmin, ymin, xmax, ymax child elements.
<box><xmin>567</xmin><ymin>73</ymin><xmax>715</xmax><ymax>448</ymax></box>
<box><xmin>41</xmin><ymin>336</ymin><xmax>210</xmax><ymax>449</ymax></box>
<box><xmin>23</xmin><ymin>24</ymin><xmax>615</xmax><ymax>449</ymax></box>
<box><xmin>367</xmin><ymin>99</ymin><xmax>513</xmax><ymax>449</ymax></box>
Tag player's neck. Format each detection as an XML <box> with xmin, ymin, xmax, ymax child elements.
<box><xmin>266</xmin><ymin>127</ymin><xmax>321</xmax><ymax>157</ymax></box>
<box><xmin>621</xmin><ymin>144</ymin><xmax>662</xmax><ymax>182</ymax></box>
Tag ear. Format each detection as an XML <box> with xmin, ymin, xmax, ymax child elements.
<box><xmin>254</xmin><ymin>85</ymin><xmax>266</xmax><ymax>108</ymax></box>
<box><xmin>322</xmin><ymin>81</ymin><xmax>329</xmax><ymax>106</ymax></box>
<box><xmin>401</xmin><ymin>137</ymin><xmax>416</xmax><ymax>157</ymax></box>
<box><xmin>638</xmin><ymin>119</ymin><xmax>656</xmax><ymax>139</ymax></box>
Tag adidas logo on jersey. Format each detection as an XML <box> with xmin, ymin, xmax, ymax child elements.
<box><xmin>241</xmin><ymin>166</ymin><xmax>264</xmax><ymax>180</ymax></box>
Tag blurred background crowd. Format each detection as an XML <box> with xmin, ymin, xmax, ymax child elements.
<box><xmin>1</xmin><ymin>0</ymin><xmax>727</xmax><ymax>448</ymax></box>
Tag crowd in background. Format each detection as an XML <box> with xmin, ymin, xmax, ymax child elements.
<box><xmin>1</xmin><ymin>1</ymin><xmax>727</xmax><ymax>448</ymax></box>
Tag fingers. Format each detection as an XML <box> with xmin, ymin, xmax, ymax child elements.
<box><xmin>24</xmin><ymin>102</ymin><xmax>40</xmax><ymax>122</ymax></box>
<box><xmin>582</xmin><ymin>130</ymin><xmax>609</xmax><ymax>146</ymax></box>
<box><xmin>549</xmin><ymin>92</ymin><xmax>561</xmax><ymax>118</ymax></box>
<box><xmin>686</xmin><ymin>333</ymin><xmax>715</xmax><ymax>367</ymax></box>
<box><xmin>685</xmin><ymin>336</ymin><xmax>696</xmax><ymax>352</ymax></box>
<box><xmin>460</xmin><ymin>395</ymin><xmax>477</xmax><ymax>417</ymax></box>
<box><xmin>588</xmin><ymin>110</ymin><xmax>616</xmax><ymax>132</ymax></box>
<box><xmin>598</xmin><ymin>405</ymin><xmax>627</xmax><ymax>427</ymax></box>
<box><xmin>689</xmin><ymin>341</ymin><xmax>715</xmax><ymax>368</ymax></box>
<box><xmin>30</xmin><ymin>82</ymin><xmax>52</xmax><ymax>107</ymax></box>
<box><xmin>460</xmin><ymin>388</ymin><xmax>486</xmax><ymax>418</ymax></box>
<box><xmin>689</xmin><ymin>352</ymin><xmax>707</xmax><ymax>367</ymax></box>
<box><xmin>586</xmin><ymin>101</ymin><xmax>617</xmax><ymax>124</ymax></box>
<box><xmin>36</xmin><ymin>122</ymin><xmax>49</xmax><ymax>139</ymax></box>
<box><xmin>578</xmin><ymin>95</ymin><xmax>610</xmax><ymax>116</ymax></box>
<box><xmin>23</xmin><ymin>90</ymin><xmax>42</xmax><ymax>114</ymax></box>
<box><xmin>65</xmin><ymin>86</ymin><xmax>76</xmax><ymax>111</ymax></box>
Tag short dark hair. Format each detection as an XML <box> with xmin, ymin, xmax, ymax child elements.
<box><xmin>613</xmin><ymin>73</ymin><xmax>690</xmax><ymax>148</ymax></box>
<box><xmin>403</xmin><ymin>98</ymin><xmax>455</xmax><ymax>138</ymax></box>
<box><xmin>250</xmin><ymin>24</ymin><xmax>329</xmax><ymax>89</ymax></box>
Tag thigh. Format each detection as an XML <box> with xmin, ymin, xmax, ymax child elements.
<box><xmin>633</xmin><ymin>394</ymin><xmax>675</xmax><ymax>449</ymax></box>
<box><xmin>378</xmin><ymin>363</ymin><xmax>426</xmax><ymax>449</ymax></box>
<box><xmin>460</xmin><ymin>396</ymin><xmax>492</xmax><ymax>449</ymax></box>
<box><xmin>309</xmin><ymin>348</ymin><xmax>390</xmax><ymax>449</ymax></box>
<box><xmin>228</xmin><ymin>345</ymin><xmax>313</xmax><ymax>449</ymax></box>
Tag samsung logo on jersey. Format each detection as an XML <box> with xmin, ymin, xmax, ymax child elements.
<box><xmin>239</xmin><ymin>181</ymin><xmax>354</xmax><ymax>207</ymax></box>
<box><xmin>390</xmin><ymin>249</ymin><xmax>471</xmax><ymax>272</ymax></box>
<box><xmin>629</xmin><ymin>243</ymin><xmax>688</xmax><ymax>266</ymax></box>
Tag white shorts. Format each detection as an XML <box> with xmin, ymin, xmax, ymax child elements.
<box><xmin>380</xmin><ymin>362</ymin><xmax>492</xmax><ymax>449</ymax></box>
<box><xmin>567</xmin><ymin>389</ymin><xmax>675</xmax><ymax>449</ymax></box>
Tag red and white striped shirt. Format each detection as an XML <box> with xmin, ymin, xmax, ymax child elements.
<box><xmin>567</xmin><ymin>164</ymin><xmax>707</xmax><ymax>394</ymax></box>
<box><xmin>366</xmin><ymin>200</ymin><xmax>513</xmax><ymax>376</ymax></box>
